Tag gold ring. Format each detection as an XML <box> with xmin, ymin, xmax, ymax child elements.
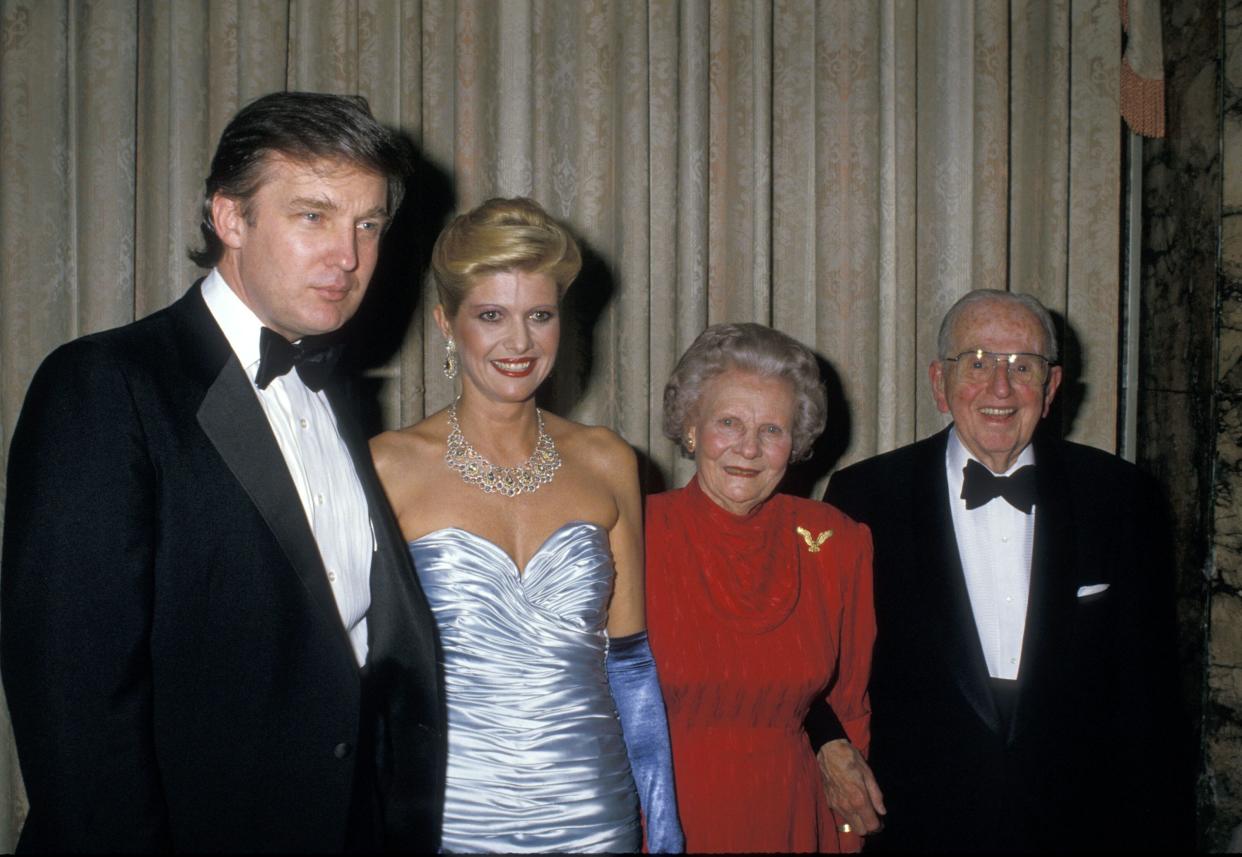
<box><xmin>839</xmin><ymin>823</ymin><xmax>852</xmax><ymax>834</ymax></box>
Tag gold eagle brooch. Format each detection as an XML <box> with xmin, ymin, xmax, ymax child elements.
<box><xmin>796</xmin><ymin>526</ymin><xmax>833</xmax><ymax>553</ymax></box>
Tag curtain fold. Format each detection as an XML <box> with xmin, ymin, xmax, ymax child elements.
<box><xmin>0</xmin><ymin>0</ymin><xmax>1142</xmax><ymax>845</ymax></box>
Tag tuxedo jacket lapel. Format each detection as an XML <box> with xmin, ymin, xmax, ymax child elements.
<box><xmin>323</xmin><ymin>382</ymin><xmax>388</xmax><ymax>552</ymax></box>
<box><xmin>1009</xmin><ymin>436</ymin><xmax>1076</xmax><ymax>742</ymax></box>
<box><xmin>322</xmin><ymin>381</ymin><xmax>447</xmax><ymax>829</ymax></box>
<box><xmin>183</xmin><ymin>290</ymin><xmax>355</xmax><ymax>659</ymax></box>
<box><xmin>322</xmin><ymin>382</ymin><xmax>414</xmax><ymax>664</ymax></box>
<box><xmin>917</xmin><ymin>430</ymin><xmax>1003</xmax><ymax>735</ymax></box>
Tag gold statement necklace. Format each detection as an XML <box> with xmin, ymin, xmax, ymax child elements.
<box><xmin>445</xmin><ymin>403</ymin><xmax>562</xmax><ymax>497</ymax></box>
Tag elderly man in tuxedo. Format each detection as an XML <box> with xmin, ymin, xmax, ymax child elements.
<box><xmin>809</xmin><ymin>289</ymin><xmax>1188</xmax><ymax>851</ymax></box>
<box><xmin>2</xmin><ymin>92</ymin><xmax>444</xmax><ymax>852</ymax></box>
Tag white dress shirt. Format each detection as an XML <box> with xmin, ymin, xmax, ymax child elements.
<box><xmin>945</xmin><ymin>429</ymin><xmax>1036</xmax><ymax>680</ymax></box>
<box><xmin>202</xmin><ymin>269</ymin><xmax>373</xmax><ymax>666</ymax></box>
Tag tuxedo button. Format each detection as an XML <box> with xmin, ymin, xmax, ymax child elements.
<box><xmin>327</xmin><ymin>570</ymin><xmax>337</xmax><ymax>582</ymax></box>
<box><xmin>299</xmin><ymin>418</ymin><xmax>309</xmax><ymax>429</ymax></box>
<box><xmin>334</xmin><ymin>742</ymin><xmax>352</xmax><ymax>759</ymax></box>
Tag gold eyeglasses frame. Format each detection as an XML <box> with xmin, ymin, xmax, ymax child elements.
<box><xmin>941</xmin><ymin>349</ymin><xmax>1055</xmax><ymax>386</ymax></box>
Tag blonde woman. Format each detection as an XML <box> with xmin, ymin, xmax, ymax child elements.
<box><xmin>372</xmin><ymin>198</ymin><xmax>681</xmax><ymax>853</ymax></box>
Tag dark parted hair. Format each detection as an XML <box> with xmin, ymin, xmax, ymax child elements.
<box><xmin>188</xmin><ymin>91</ymin><xmax>409</xmax><ymax>268</ymax></box>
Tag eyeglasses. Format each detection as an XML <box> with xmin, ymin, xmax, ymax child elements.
<box><xmin>942</xmin><ymin>350</ymin><xmax>1054</xmax><ymax>386</ymax></box>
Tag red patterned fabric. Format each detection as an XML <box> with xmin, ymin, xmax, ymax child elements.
<box><xmin>646</xmin><ymin>476</ymin><xmax>875</xmax><ymax>853</ymax></box>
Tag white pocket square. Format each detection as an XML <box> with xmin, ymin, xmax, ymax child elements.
<box><xmin>1076</xmin><ymin>583</ymin><xmax>1110</xmax><ymax>598</ymax></box>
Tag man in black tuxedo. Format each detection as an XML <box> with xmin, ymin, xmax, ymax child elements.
<box><xmin>810</xmin><ymin>289</ymin><xmax>1188</xmax><ymax>851</ymax></box>
<box><xmin>2</xmin><ymin>92</ymin><xmax>444</xmax><ymax>852</ymax></box>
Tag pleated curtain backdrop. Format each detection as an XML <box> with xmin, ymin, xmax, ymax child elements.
<box><xmin>0</xmin><ymin>0</ymin><xmax>1128</xmax><ymax>844</ymax></box>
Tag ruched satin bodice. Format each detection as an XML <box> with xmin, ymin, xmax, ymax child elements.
<box><xmin>408</xmin><ymin>522</ymin><xmax>640</xmax><ymax>853</ymax></box>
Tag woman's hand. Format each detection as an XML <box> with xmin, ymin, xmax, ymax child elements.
<box><xmin>817</xmin><ymin>738</ymin><xmax>886</xmax><ymax>836</ymax></box>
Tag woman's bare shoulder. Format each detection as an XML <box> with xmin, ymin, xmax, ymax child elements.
<box><xmin>370</xmin><ymin>410</ymin><xmax>450</xmax><ymax>478</ymax></box>
<box><xmin>545</xmin><ymin>413</ymin><xmax>637</xmax><ymax>471</ymax></box>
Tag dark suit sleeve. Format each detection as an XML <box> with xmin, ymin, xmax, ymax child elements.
<box><xmin>2</xmin><ymin>341</ymin><xmax>171</xmax><ymax>850</ymax></box>
<box><xmin>804</xmin><ymin>468</ymin><xmax>871</xmax><ymax>752</ymax></box>
<box><xmin>823</xmin><ymin>463</ymin><xmax>868</xmax><ymax>519</ymax></box>
<box><xmin>1114</xmin><ymin>470</ymin><xmax>1192</xmax><ymax>847</ymax></box>
<box><xmin>804</xmin><ymin>698</ymin><xmax>849</xmax><ymax>752</ymax></box>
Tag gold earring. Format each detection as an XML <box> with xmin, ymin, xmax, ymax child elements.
<box><xmin>686</xmin><ymin>435</ymin><xmax>696</xmax><ymax>454</ymax></box>
<box><xmin>443</xmin><ymin>339</ymin><xmax>458</xmax><ymax>380</ymax></box>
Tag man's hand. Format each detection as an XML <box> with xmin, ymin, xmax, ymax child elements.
<box><xmin>817</xmin><ymin>738</ymin><xmax>886</xmax><ymax>835</ymax></box>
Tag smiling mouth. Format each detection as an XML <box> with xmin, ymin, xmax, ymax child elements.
<box><xmin>723</xmin><ymin>466</ymin><xmax>760</xmax><ymax>477</ymax></box>
<box><xmin>978</xmin><ymin>407</ymin><xmax>1017</xmax><ymax>417</ymax></box>
<box><xmin>492</xmin><ymin>358</ymin><xmax>535</xmax><ymax>377</ymax></box>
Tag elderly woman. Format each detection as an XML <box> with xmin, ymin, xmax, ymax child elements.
<box><xmin>372</xmin><ymin>197</ymin><xmax>681</xmax><ymax>852</ymax></box>
<box><xmin>645</xmin><ymin>323</ymin><xmax>877</xmax><ymax>853</ymax></box>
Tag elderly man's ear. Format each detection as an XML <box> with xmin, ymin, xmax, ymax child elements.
<box><xmin>929</xmin><ymin>360</ymin><xmax>950</xmax><ymax>415</ymax></box>
<box><xmin>1041</xmin><ymin>365</ymin><xmax>1064</xmax><ymax>417</ymax></box>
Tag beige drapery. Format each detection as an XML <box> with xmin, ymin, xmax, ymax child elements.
<box><xmin>0</xmin><ymin>0</ymin><xmax>1128</xmax><ymax>845</ymax></box>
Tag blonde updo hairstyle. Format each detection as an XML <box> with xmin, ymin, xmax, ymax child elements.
<box><xmin>431</xmin><ymin>197</ymin><xmax>583</xmax><ymax>317</ymax></box>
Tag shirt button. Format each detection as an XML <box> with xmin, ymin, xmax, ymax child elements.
<box><xmin>1010</xmin><ymin>657</ymin><xmax>1017</xmax><ymax>664</ymax></box>
<box><xmin>334</xmin><ymin>742</ymin><xmax>352</xmax><ymax>759</ymax></box>
<box><xmin>315</xmin><ymin>494</ymin><xmax>325</xmax><ymax>506</ymax></box>
<box><xmin>1005</xmin><ymin>595</ymin><xmax>1013</xmax><ymax>603</ymax></box>
<box><xmin>1001</xmin><ymin>535</ymin><xmax>1009</xmax><ymax>543</ymax></box>
<box><xmin>299</xmin><ymin>418</ymin><xmax>309</xmax><ymax>429</ymax></box>
<box><xmin>327</xmin><ymin>570</ymin><xmax>337</xmax><ymax>583</ymax></box>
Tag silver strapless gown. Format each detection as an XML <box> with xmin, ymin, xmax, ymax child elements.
<box><xmin>408</xmin><ymin>522</ymin><xmax>641</xmax><ymax>853</ymax></box>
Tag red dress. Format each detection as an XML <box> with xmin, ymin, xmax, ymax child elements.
<box><xmin>646</xmin><ymin>477</ymin><xmax>875</xmax><ymax>853</ymax></box>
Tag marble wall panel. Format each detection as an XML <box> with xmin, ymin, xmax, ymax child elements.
<box><xmin>1207</xmin><ymin>592</ymin><xmax>1242</xmax><ymax>849</ymax></box>
<box><xmin>1218</xmin><ymin>387</ymin><xmax>1241</xmax><ymax>594</ymax></box>
<box><xmin>1140</xmin><ymin>0</ymin><xmax>1227</xmax><ymax>848</ymax></box>
<box><xmin>1141</xmin><ymin>388</ymin><xmax>1213</xmax><ymax>725</ymax></box>
<box><xmin>1139</xmin><ymin>18</ymin><xmax>1219</xmax><ymax>843</ymax></box>
<box><xmin>1140</xmin><ymin>1</ymin><xmax>1222</xmax><ymax>402</ymax></box>
<box><xmin>1207</xmin><ymin>0</ymin><xmax>1242</xmax><ymax>849</ymax></box>
<box><xmin>1207</xmin><ymin>715</ymin><xmax>1242</xmax><ymax>851</ymax></box>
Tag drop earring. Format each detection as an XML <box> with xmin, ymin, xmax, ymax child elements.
<box><xmin>443</xmin><ymin>338</ymin><xmax>458</xmax><ymax>380</ymax></box>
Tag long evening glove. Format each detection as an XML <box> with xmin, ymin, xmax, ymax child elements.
<box><xmin>606</xmin><ymin>630</ymin><xmax>685</xmax><ymax>853</ymax></box>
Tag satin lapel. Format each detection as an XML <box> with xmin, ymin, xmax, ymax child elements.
<box><xmin>323</xmin><ymin>384</ymin><xmax>446</xmax><ymax>831</ymax></box>
<box><xmin>166</xmin><ymin>281</ymin><xmax>235</xmax><ymax>387</ymax></box>
<box><xmin>917</xmin><ymin>430</ymin><xmax>1002</xmax><ymax>734</ymax></box>
<box><xmin>322</xmin><ymin>382</ymin><xmax>422</xmax><ymax>667</ymax></box>
<box><xmin>322</xmin><ymin>381</ymin><xmax>398</xmax><ymax>583</ymax></box>
<box><xmin>1009</xmin><ymin>436</ymin><xmax>1075</xmax><ymax>744</ymax></box>
<box><xmin>194</xmin><ymin>332</ymin><xmax>353</xmax><ymax>657</ymax></box>
<box><xmin>322</xmin><ymin>383</ymin><xmax>379</xmax><ymax>518</ymax></box>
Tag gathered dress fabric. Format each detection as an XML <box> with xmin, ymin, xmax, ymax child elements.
<box><xmin>646</xmin><ymin>477</ymin><xmax>875</xmax><ymax>853</ymax></box>
<box><xmin>407</xmin><ymin>522</ymin><xmax>641</xmax><ymax>853</ymax></box>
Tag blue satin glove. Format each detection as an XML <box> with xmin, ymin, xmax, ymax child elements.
<box><xmin>606</xmin><ymin>630</ymin><xmax>685</xmax><ymax>853</ymax></box>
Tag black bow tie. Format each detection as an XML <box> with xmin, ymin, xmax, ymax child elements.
<box><xmin>255</xmin><ymin>327</ymin><xmax>342</xmax><ymax>392</ymax></box>
<box><xmin>961</xmin><ymin>459</ymin><xmax>1037</xmax><ymax>514</ymax></box>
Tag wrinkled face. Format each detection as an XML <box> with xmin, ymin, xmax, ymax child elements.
<box><xmin>435</xmin><ymin>270</ymin><xmax>560</xmax><ymax>405</ymax></box>
<box><xmin>930</xmin><ymin>299</ymin><xmax>1062</xmax><ymax>473</ymax></box>
<box><xmin>213</xmin><ymin>154</ymin><xmax>389</xmax><ymax>341</ymax></box>
<box><xmin>687</xmin><ymin>370</ymin><xmax>796</xmax><ymax>517</ymax></box>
